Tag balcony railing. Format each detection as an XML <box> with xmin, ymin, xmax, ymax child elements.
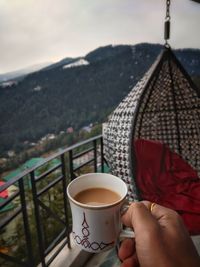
<box><xmin>0</xmin><ymin>135</ymin><xmax>106</xmax><ymax>267</ymax></box>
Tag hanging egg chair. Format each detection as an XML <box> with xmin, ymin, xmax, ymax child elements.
<box><xmin>103</xmin><ymin>0</ymin><xmax>200</xmax><ymax>234</ymax></box>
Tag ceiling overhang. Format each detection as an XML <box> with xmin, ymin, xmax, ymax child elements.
<box><xmin>190</xmin><ymin>0</ymin><xmax>200</xmax><ymax>3</ymax></box>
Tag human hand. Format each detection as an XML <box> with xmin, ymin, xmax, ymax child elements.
<box><xmin>118</xmin><ymin>201</ymin><xmax>200</xmax><ymax>267</ymax></box>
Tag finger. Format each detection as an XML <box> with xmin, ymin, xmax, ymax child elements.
<box><xmin>142</xmin><ymin>201</ymin><xmax>183</xmax><ymax>228</ymax></box>
<box><xmin>122</xmin><ymin>202</ymin><xmax>159</xmax><ymax>235</ymax></box>
<box><xmin>142</xmin><ymin>201</ymin><xmax>175</xmax><ymax>220</ymax></box>
<box><xmin>121</xmin><ymin>254</ymin><xmax>139</xmax><ymax>267</ymax></box>
<box><xmin>118</xmin><ymin>238</ymin><xmax>135</xmax><ymax>261</ymax></box>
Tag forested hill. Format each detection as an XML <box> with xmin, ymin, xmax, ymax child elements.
<box><xmin>0</xmin><ymin>43</ymin><xmax>200</xmax><ymax>156</ymax></box>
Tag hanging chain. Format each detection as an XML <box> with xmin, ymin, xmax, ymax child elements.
<box><xmin>165</xmin><ymin>0</ymin><xmax>171</xmax><ymax>19</ymax></box>
<box><xmin>164</xmin><ymin>0</ymin><xmax>171</xmax><ymax>47</ymax></box>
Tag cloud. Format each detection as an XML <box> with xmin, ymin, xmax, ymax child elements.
<box><xmin>0</xmin><ymin>0</ymin><xmax>199</xmax><ymax>73</ymax></box>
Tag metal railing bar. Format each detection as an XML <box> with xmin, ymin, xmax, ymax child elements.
<box><xmin>44</xmin><ymin>228</ymin><xmax>67</xmax><ymax>256</ymax></box>
<box><xmin>69</xmin><ymin>150</ymin><xmax>75</xmax><ymax>180</ymax></box>
<box><xmin>93</xmin><ymin>140</ymin><xmax>97</xmax><ymax>172</ymax></box>
<box><xmin>0</xmin><ymin>207</ymin><xmax>21</xmax><ymax>229</ymax></box>
<box><xmin>46</xmin><ymin>239</ymin><xmax>69</xmax><ymax>267</ymax></box>
<box><xmin>73</xmin><ymin>158</ymin><xmax>94</xmax><ymax>172</ymax></box>
<box><xmin>0</xmin><ymin>252</ymin><xmax>26</xmax><ymax>266</ymax></box>
<box><xmin>30</xmin><ymin>171</ymin><xmax>46</xmax><ymax>267</ymax></box>
<box><xmin>100</xmin><ymin>137</ymin><xmax>105</xmax><ymax>173</ymax></box>
<box><xmin>35</xmin><ymin>163</ymin><xmax>62</xmax><ymax>182</ymax></box>
<box><xmin>72</xmin><ymin>147</ymin><xmax>94</xmax><ymax>160</ymax></box>
<box><xmin>18</xmin><ymin>179</ymin><xmax>34</xmax><ymax>266</ymax></box>
<box><xmin>37</xmin><ymin>199</ymin><xmax>66</xmax><ymax>226</ymax></box>
<box><xmin>0</xmin><ymin>135</ymin><xmax>102</xmax><ymax>191</ymax></box>
<box><xmin>61</xmin><ymin>153</ymin><xmax>71</xmax><ymax>249</ymax></box>
<box><xmin>37</xmin><ymin>175</ymin><xmax>63</xmax><ymax>197</ymax></box>
<box><xmin>0</xmin><ymin>190</ymin><xmax>20</xmax><ymax>209</ymax></box>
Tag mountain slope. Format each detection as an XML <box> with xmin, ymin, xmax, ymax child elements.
<box><xmin>0</xmin><ymin>43</ymin><xmax>200</xmax><ymax>156</ymax></box>
<box><xmin>0</xmin><ymin>62</ymin><xmax>52</xmax><ymax>83</ymax></box>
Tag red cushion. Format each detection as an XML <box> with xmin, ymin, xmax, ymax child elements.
<box><xmin>134</xmin><ymin>139</ymin><xmax>200</xmax><ymax>235</ymax></box>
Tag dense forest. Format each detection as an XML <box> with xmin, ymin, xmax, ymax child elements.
<box><xmin>0</xmin><ymin>43</ymin><xmax>200</xmax><ymax>159</ymax></box>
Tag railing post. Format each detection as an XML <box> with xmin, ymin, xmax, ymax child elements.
<box><xmin>61</xmin><ymin>154</ymin><xmax>71</xmax><ymax>249</ymax></box>
<box><xmin>100</xmin><ymin>137</ymin><xmax>105</xmax><ymax>173</ymax></box>
<box><xmin>69</xmin><ymin>150</ymin><xmax>75</xmax><ymax>180</ymax></box>
<box><xmin>30</xmin><ymin>171</ymin><xmax>46</xmax><ymax>267</ymax></box>
<box><xmin>93</xmin><ymin>140</ymin><xmax>97</xmax><ymax>172</ymax></box>
<box><xmin>18</xmin><ymin>179</ymin><xmax>34</xmax><ymax>267</ymax></box>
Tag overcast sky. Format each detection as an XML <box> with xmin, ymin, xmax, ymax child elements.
<box><xmin>0</xmin><ymin>0</ymin><xmax>199</xmax><ymax>73</ymax></box>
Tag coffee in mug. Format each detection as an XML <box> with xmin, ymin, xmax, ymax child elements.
<box><xmin>74</xmin><ymin>187</ymin><xmax>121</xmax><ymax>206</ymax></box>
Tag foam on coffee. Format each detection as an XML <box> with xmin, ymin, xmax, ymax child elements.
<box><xmin>74</xmin><ymin>187</ymin><xmax>121</xmax><ymax>206</ymax></box>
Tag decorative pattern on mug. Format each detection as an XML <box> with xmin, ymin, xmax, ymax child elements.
<box><xmin>72</xmin><ymin>212</ymin><xmax>114</xmax><ymax>251</ymax></box>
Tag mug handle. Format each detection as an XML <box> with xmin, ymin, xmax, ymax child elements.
<box><xmin>119</xmin><ymin>202</ymin><xmax>135</xmax><ymax>241</ymax></box>
<box><xmin>119</xmin><ymin>227</ymin><xmax>135</xmax><ymax>240</ymax></box>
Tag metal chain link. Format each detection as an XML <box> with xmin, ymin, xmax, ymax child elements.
<box><xmin>164</xmin><ymin>0</ymin><xmax>171</xmax><ymax>47</ymax></box>
<box><xmin>165</xmin><ymin>0</ymin><xmax>171</xmax><ymax>20</ymax></box>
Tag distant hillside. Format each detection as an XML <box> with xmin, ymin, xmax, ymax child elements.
<box><xmin>0</xmin><ymin>62</ymin><xmax>52</xmax><ymax>83</ymax></box>
<box><xmin>0</xmin><ymin>43</ymin><xmax>200</xmax><ymax>157</ymax></box>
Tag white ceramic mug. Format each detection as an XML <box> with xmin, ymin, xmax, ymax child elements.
<box><xmin>67</xmin><ymin>173</ymin><xmax>134</xmax><ymax>253</ymax></box>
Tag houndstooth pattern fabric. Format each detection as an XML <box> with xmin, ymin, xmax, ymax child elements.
<box><xmin>103</xmin><ymin>67</ymin><xmax>154</xmax><ymax>201</ymax></box>
<box><xmin>103</xmin><ymin>48</ymin><xmax>200</xmax><ymax>201</ymax></box>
